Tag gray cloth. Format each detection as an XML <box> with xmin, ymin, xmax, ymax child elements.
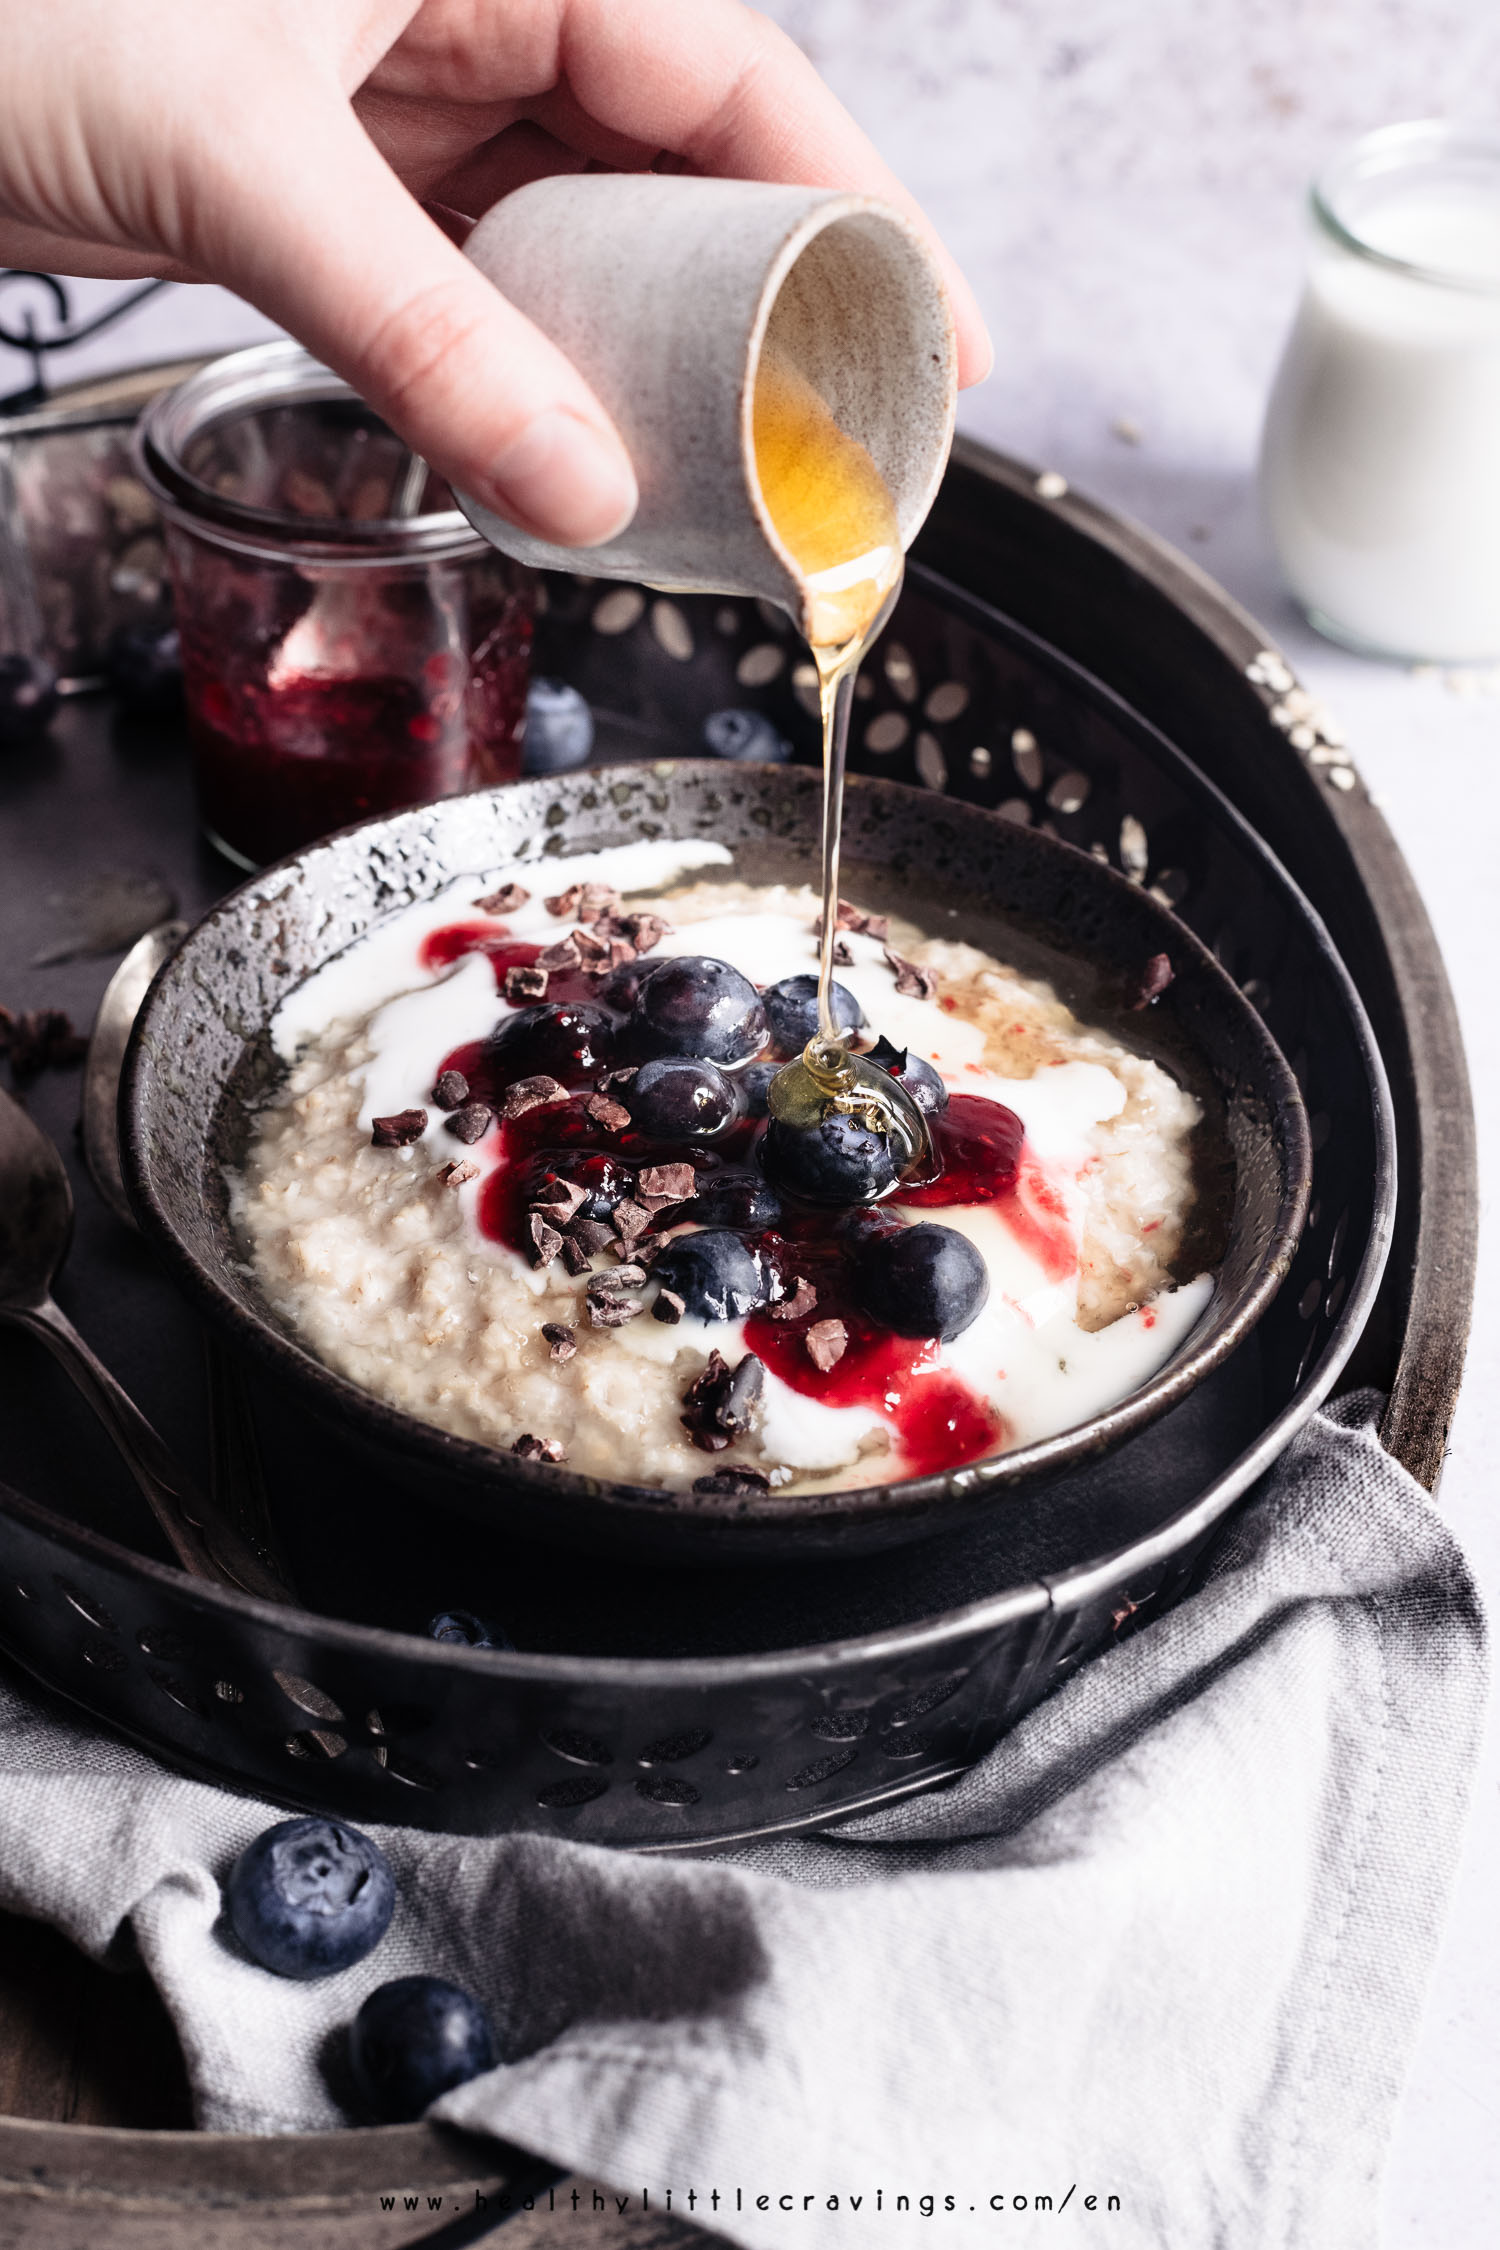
<box><xmin>0</xmin><ymin>1394</ymin><xmax>1484</xmax><ymax>2247</ymax></box>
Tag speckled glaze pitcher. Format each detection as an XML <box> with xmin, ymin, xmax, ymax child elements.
<box><xmin>455</xmin><ymin>174</ymin><xmax>957</xmax><ymax>642</ymax></box>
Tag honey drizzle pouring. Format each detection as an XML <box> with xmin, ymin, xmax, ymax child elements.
<box><xmin>751</xmin><ymin>351</ymin><xmax>931</xmax><ymax>1178</ymax></box>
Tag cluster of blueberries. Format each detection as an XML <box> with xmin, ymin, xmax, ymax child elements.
<box><xmin>489</xmin><ymin>951</ymin><xmax>990</xmax><ymax>1345</ymax></box>
<box><xmin>522</xmin><ymin>678</ymin><xmax>788</xmax><ymax>777</ymax></box>
<box><xmin>226</xmin><ymin>1815</ymin><xmax>495</xmax><ymax>2121</ymax></box>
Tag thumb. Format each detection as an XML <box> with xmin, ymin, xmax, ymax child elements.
<box><xmin>199</xmin><ymin>102</ymin><xmax>638</xmax><ymax>549</ymax></box>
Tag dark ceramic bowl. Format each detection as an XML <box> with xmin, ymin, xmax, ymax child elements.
<box><xmin>121</xmin><ymin>763</ymin><xmax>1310</xmax><ymax>1561</ymax></box>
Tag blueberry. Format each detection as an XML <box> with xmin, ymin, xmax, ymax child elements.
<box><xmin>703</xmin><ymin>706</ymin><xmax>790</xmax><ymax>763</ymax></box>
<box><xmin>762</xmin><ymin>1109</ymin><xmax>901</xmax><ymax>1205</ymax></box>
<box><xmin>763</xmin><ymin>974</ymin><xmax>864</xmax><ymax>1058</ymax></box>
<box><xmin>522</xmin><ymin>678</ymin><xmax>593</xmax><ymax>774</ymax></box>
<box><xmin>485</xmin><ymin>1001</ymin><xmax>614</xmax><ymax>1087</ymax></box>
<box><xmin>226</xmin><ymin>1817</ymin><xmax>395</xmax><ymax>1980</ymax></box>
<box><xmin>684</xmin><ymin>1167</ymin><xmax>784</xmax><ymax>1230</ymax></box>
<box><xmin>626</xmin><ymin>1055</ymin><xmax>740</xmax><ymax>1140</ymax></box>
<box><xmin>736</xmin><ymin>1059</ymin><xmax>782</xmax><ymax>1117</ymax></box>
<box><xmin>651</xmin><ymin>1229</ymin><xmax>769</xmax><ymax>1321</ymax></box>
<box><xmin>428</xmin><ymin>1609</ymin><xmax>514</xmax><ymax>1652</ymax></box>
<box><xmin>865</xmin><ymin>1034</ymin><xmax>949</xmax><ymax>1115</ymax></box>
<box><xmin>853</xmin><ymin>1221</ymin><xmax>989</xmax><ymax>1341</ymax></box>
<box><xmin>348</xmin><ymin>1975</ymin><xmax>497</xmax><ymax>2122</ymax></box>
<box><xmin>107</xmin><ymin>622</ymin><xmax>182</xmax><ymax>713</ymax></box>
<box><xmin>0</xmin><ymin>652</ymin><xmax>59</xmax><ymax>746</ymax></box>
<box><xmin>632</xmin><ymin>955</ymin><xmax>768</xmax><ymax>1065</ymax></box>
<box><xmin>597</xmin><ymin>957</ymin><xmax>661</xmax><ymax>1015</ymax></box>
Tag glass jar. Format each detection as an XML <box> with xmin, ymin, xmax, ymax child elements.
<box><xmin>135</xmin><ymin>341</ymin><xmax>534</xmax><ymax>866</ymax></box>
<box><xmin>1259</xmin><ymin>122</ymin><xmax>1500</xmax><ymax>664</ymax></box>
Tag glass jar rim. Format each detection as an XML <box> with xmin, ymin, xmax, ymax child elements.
<box><xmin>1311</xmin><ymin>120</ymin><xmax>1500</xmax><ymax>298</ymax></box>
<box><xmin>134</xmin><ymin>340</ymin><xmax>491</xmax><ymax>565</ymax></box>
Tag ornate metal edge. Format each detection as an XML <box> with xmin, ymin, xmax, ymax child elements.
<box><xmin>935</xmin><ymin>438</ymin><xmax>1477</xmax><ymax>1491</ymax></box>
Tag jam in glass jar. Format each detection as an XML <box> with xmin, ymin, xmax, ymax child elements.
<box><xmin>135</xmin><ymin>342</ymin><xmax>534</xmax><ymax>867</ymax></box>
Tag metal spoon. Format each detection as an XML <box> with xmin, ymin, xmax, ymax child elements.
<box><xmin>0</xmin><ymin>1079</ymin><xmax>287</xmax><ymax>1598</ymax></box>
<box><xmin>82</xmin><ymin>924</ymin><xmax>295</xmax><ymax>1602</ymax></box>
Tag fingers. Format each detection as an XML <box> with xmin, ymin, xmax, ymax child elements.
<box><xmin>191</xmin><ymin>95</ymin><xmax>637</xmax><ymax>549</ymax></box>
<box><xmin>0</xmin><ymin>217</ymin><xmax>200</xmax><ymax>285</ymax></box>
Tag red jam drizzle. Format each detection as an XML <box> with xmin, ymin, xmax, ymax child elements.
<box><xmin>421</xmin><ymin>919</ymin><xmax>605</xmax><ymax>1002</ymax></box>
<box><xmin>422</xmin><ymin>989</ymin><xmax>1061</xmax><ymax>1479</ymax></box>
<box><xmin>901</xmin><ymin>1093</ymin><xmax>1077</xmax><ymax>1283</ymax></box>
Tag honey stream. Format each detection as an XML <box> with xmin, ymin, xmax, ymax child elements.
<box><xmin>751</xmin><ymin>351</ymin><xmax>929</xmax><ymax>1169</ymax></box>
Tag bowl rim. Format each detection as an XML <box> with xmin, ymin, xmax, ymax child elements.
<box><xmin>121</xmin><ymin>761</ymin><xmax>1314</xmax><ymax>1552</ymax></box>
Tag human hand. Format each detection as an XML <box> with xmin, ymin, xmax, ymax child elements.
<box><xmin>0</xmin><ymin>0</ymin><xmax>990</xmax><ymax>547</ymax></box>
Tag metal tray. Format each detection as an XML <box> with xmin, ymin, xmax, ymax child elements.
<box><xmin>0</xmin><ymin>425</ymin><xmax>1470</xmax><ymax>1855</ymax></box>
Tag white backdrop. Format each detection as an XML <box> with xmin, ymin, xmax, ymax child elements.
<box><xmin>2</xmin><ymin>3</ymin><xmax>1497</xmax><ymax>2237</ymax></box>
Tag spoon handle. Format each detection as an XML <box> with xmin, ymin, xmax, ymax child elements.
<box><xmin>10</xmin><ymin>1296</ymin><xmax>291</xmax><ymax>1603</ymax></box>
<box><xmin>203</xmin><ymin>1329</ymin><xmax>297</xmax><ymax>1596</ymax></box>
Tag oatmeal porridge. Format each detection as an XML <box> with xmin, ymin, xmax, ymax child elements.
<box><xmin>233</xmin><ymin>838</ymin><xmax>1212</xmax><ymax>1495</ymax></box>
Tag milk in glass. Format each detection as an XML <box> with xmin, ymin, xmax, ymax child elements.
<box><xmin>1260</xmin><ymin>123</ymin><xmax>1500</xmax><ymax>662</ymax></box>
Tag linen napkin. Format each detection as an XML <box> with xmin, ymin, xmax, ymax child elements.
<box><xmin>0</xmin><ymin>1392</ymin><xmax>1483</xmax><ymax>2248</ymax></box>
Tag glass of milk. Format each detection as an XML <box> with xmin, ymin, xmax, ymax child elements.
<box><xmin>1260</xmin><ymin>121</ymin><xmax>1500</xmax><ymax>663</ymax></box>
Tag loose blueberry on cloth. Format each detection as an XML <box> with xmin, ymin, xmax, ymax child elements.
<box><xmin>226</xmin><ymin>1816</ymin><xmax>394</xmax><ymax>1979</ymax></box>
<box><xmin>0</xmin><ymin>1397</ymin><xmax>1483</xmax><ymax>2250</ymax></box>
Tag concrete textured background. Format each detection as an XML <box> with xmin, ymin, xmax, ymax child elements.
<box><xmin>2</xmin><ymin>3</ymin><xmax>1498</xmax><ymax>2238</ymax></box>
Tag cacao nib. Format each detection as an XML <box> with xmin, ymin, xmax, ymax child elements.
<box><xmin>536</xmin><ymin>935</ymin><xmax>582</xmax><ymax>975</ymax></box>
<box><xmin>771</xmin><ymin>1276</ymin><xmax>818</xmax><ymax>1321</ymax></box>
<box><xmin>371</xmin><ymin>1108</ymin><xmax>427</xmax><ymax>1147</ymax></box>
<box><xmin>884</xmin><ymin>948</ymin><xmax>938</xmax><ymax>1000</ymax></box>
<box><xmin>438</xmin><ymin>1159</ymin><xmax>479</xmax><ymax>1187</ymax></box>
<box><xmin>654</xmin><ymin>1288</ymin><xmax>686</xmax><ymax>1324</ymax></box>
<box><xmin>805</xmin><ymin>1318</ymin><xmax>849</xmax><ymax>1371</ymax></box>
<box><xmin>511</xmin><ymin>1432</ymin><xmax>566</xmax><ymax>1463</ymax></box>
<box><xmin>531</xmin><ymin>1180</ymin><xmax>587</xmax><ymax>1226</ymax></box>
<box><xmin>587</xmin><ymin>1293</ymin><xmax>644</xmax><ymax>1328</ymax></box>
<box><xmin>567</xmin><ymin>1217</ymin><xmax>615</xmax><ymax>1257</ymax></box>
<box><xmin>473</xmin><ymin>883</ymin><xmax>529</xmax><ymax>914</ymax></box>
<box><xmin>503</xmin><ymin>963</ymin><xmax>549</xmax><ymax>1004</ymax></box>
<box><xmin>499</xmin><ymin>1074</ymin><xmax>567</xmax><ymax>1119</ymax></box>
<box><xmin>682</xmin><ymin>1350</ymin><xmax>765</xmax><ymax>1446</ymax></box>
<box><xmin>611</xmin><ymin>1197</ymin><xmax>653</xmax><ymax>1242</ymax></box>
<box><xmin>560</xmin><ymin>1237</ymin><xmax>593</xmax><ymax>1276</ymax></box>
<box><xmin>444</xmin><ymin>1101</ymin><xmax>493</xmax><ymax>1144</ymax></box>
<box><xmin>528</xmin><ymin>1213</ymin><xmax>563</xmax><ymax>1267</ymax></box>
<box><xmin>1129</xmin><ymin>952</ymin><xmax>1175</xmax><ymax>1010</ymax></box>
<box><xmin>693</xmin><ymin>1465</ymin><xmax>772</xmax><ymax>1497</ymax></box>
<box><xmin>541</xmin><ymin>1322</ymin><xmax>577</xmax><ymax>1362</ymax></box>
<box><xmin>638</xmin><ymin>1161</ymin><xmax>696</xmax><ymax>1203</ymax></box>
<box><xmin>584</xmin><ymin>1093</ymin><xmax>631</xmax><ymax>1132</ymax></box>
<box><xmin>430</xmin><ymin>1068</ymin><xmax>470</xmax><ymax>1110</ymax></box>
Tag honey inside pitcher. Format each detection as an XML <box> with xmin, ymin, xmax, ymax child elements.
<box><xmin>750</xmin><ymin>347</ymin><xmax>930</xmax><ymax>1191</ymax></box>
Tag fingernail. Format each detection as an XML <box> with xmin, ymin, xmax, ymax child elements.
<box><xmin>486</xmin><ymin>410</ymin><xmax>638</xmax><ymax>548</ymax></box>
